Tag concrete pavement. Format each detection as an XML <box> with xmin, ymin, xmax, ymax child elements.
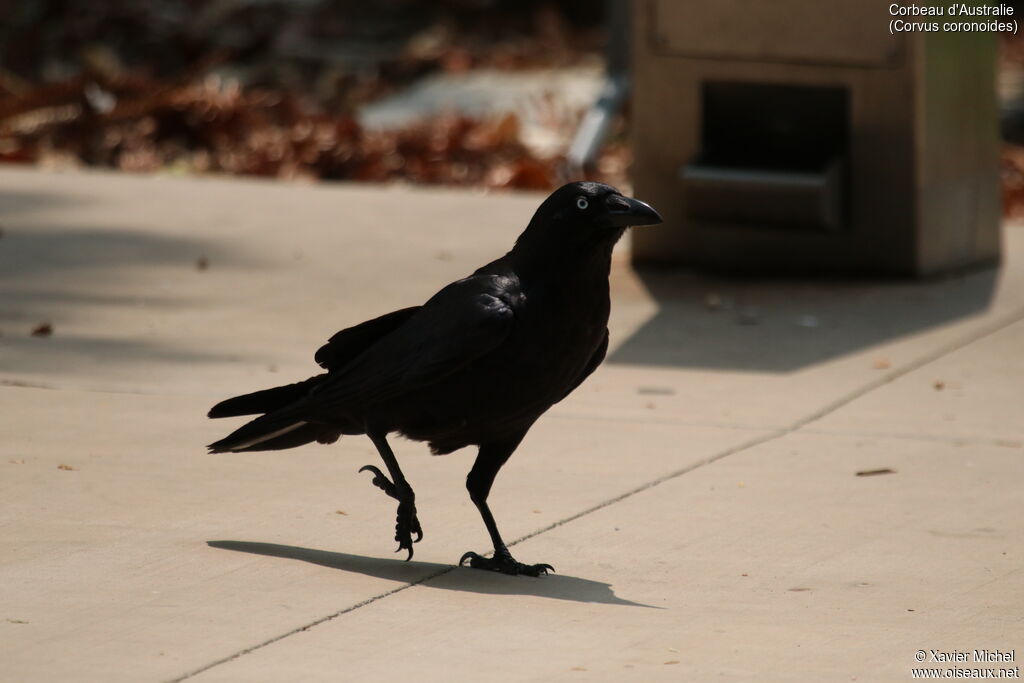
<box><xmin>0</xmin><ymin>167</ymin><xmax>1021</xmax><ymax>681</ymax></box>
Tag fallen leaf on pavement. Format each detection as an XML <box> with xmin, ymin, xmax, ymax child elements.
<box><xmin>856</xmin><ymin>468</ymin><xmax>895</xmax><ymax>477</ymax></box>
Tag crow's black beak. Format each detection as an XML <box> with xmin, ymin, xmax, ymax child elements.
<box><xmin>605</xmin><ymin>195</ymin><xmax>663</xmax><ymax>228</ymax></box>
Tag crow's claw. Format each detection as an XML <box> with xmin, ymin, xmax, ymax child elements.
<box><xmin>459</xmin><ymin>551</ymin><xmax>554</xmax><ymax>577</ymax></box>
<box><xmin>358</xmin><ymin>465</ymin><xmax>398</xmax><ymax>499</ymax></box>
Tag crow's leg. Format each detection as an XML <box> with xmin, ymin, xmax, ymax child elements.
<box><xmin>459</xmin><ymin>435</ymin><xmax>553</xmax><ymax>577</ymax></box>
<box><xmin>361</xmin><ymin>432</ymin><xmax>422</xmax><ymax>560</ymax></box>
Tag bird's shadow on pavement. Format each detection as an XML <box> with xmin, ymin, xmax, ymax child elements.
<box><xmin>208</xmin><ymin>540</ymin><xmax>657</xmax><ymax>608</ymax></box>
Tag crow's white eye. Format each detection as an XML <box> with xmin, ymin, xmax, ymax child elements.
<box><xmin>576</xmin><ymin>197</ymin><xmax>588</xmax><ymax>210</ymax></box>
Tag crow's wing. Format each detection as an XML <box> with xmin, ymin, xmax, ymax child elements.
<box><xmin>314</xmin><ymin>306</ymin><xmax>421</xmax><ymax>372</ymax></box>
<box><xmin>208</xmin><ymin>306</ymin><xmax>424</xmax><ymax>419</ymax></box>
<box><xmin>302</xmin><ymin>274</ymin><xmax>519</xmax><ymax>411</ymax></box>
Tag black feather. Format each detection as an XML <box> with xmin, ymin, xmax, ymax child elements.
<box><xmin>212</xmin><ymin>423</ymin><xmax>340</xmax><ymax>452</ymax></box>
<box><xmin>314</xmin><ymin>306</ymin><xmax>420</xmax><ymax>370</ymax></box>
<box><xmin>207</xmin><ymin>375</ymin><xmax>326</xmax><ymax>418</ymax></box>
<box><xmin>207</xmin><ymin>410</ymin><xmax>308</xmax><ymax>453</ymax></box>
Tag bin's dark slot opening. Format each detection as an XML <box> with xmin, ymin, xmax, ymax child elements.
<box><xmin>683</xmin><ymin>80</ymin><xmax>850</xmax><ymax>233</ymax></box>
<box><xmin>698</xmin><ymin>80</ymin><xmax>849</xmax><ymax>174</ymax></box>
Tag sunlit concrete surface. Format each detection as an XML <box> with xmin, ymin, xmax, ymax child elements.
<box><xmin>1</xmin><ymin>168</ymin><xmax>1021</xmax><ymax>682</ymax></box>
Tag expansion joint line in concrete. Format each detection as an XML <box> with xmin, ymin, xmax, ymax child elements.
<box><xmin>170</xmin><ymin>306</ymin><xmax>1024</xmax><ymax>682</ymax></box>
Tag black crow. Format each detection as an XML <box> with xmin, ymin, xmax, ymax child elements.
<box><xmin>207</xmin><ymin>181</ymin><xmax>661</xmax><ymax>576</ymax></box>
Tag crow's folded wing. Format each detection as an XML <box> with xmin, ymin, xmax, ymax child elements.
<box><xmin>314</xmin><ymin>306</ymin><xmax>421</xmax><ymax>372</ymax></box>
<box><xmin>302</xmin><ymin>274</ymin><xmax>519</xmax><ymax>411</ymax></box>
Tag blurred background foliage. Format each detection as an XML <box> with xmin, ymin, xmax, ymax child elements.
<box><xmin>0</xmin><ymin>0</ymin><xmax>630</xmax><ymax>189</ymax></box>
<box><xmin>5</xmin><ymin>0</ymin><xmax>1024</xmax><ymax>205</ymax></box>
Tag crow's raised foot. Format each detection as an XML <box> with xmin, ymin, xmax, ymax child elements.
<box><xmin>459</xmin><ymin>550</ymin><xmax>554</xmax><ymax>577</ymax></box>
<box><xmin>359</xmin><ymin>465</ymin><xmax>422</xmax><ymax>560</ymax></box>
<box><xmin>359</xmin><ymin>464</ymin><xmax>403</xmax><ymax>500</ymax></box>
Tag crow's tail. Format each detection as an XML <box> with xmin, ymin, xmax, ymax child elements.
<box><xmin>206</xmin><ymin>374</ymin><xmax>340</xmax><ymax>453</ymax></box>
<box><xmin>207</xmin><ymin>414</ymin><xmax>340</xmax><ymax>453</ymax></box>
<box><xmin>207</xmin><ymin>375</ymin><xmax>326</xmax><ymax>418</ymax></box>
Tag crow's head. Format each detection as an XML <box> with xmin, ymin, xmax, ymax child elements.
<box><xmin>513</xmin><ymin>181</ymin><xmax>662</xmax><ymax>260</ymax></box>
<box><xmin>526</xmin><ymin>181</ymin><xmax>662</xmax><ymax>236</ymax></box>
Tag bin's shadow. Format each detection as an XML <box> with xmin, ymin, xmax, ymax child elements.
<box><xmin>208</xmin><ymin>540</ymin><xmax>656</xmax><ymax>608</ymax></box>
<box><xmin>609</xmin><ymin>265</ymin><xmax>999</xmax><ymax>372</ymax></box>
